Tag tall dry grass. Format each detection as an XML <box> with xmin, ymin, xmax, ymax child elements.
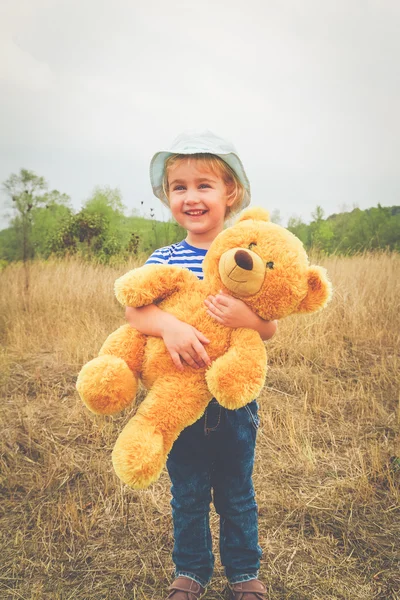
<box><xmin>0</xmin><ymin>253</ymin><xmax>399</xmax><ymax>599</ymax></box>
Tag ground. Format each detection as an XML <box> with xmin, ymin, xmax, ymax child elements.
<box><xmin>0</xmin><ymin>253</ymin><xmax>399</xmax><ymax>599</ymax></box>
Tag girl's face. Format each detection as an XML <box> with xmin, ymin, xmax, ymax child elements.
<box><xmin>167</xmin><ymin>159</ymin><xmax>234</xmax><ymax>248</ymax></box>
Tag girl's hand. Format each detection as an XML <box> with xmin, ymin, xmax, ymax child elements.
<box><xmin>161</xmin><ymin>319</ymin><xmax>211</xmax><ymax>371</ymax></box>
<box><xmin>204</xmin><ymin>291</ymin><xmax>258</xmax><ymax>329</ymax></box>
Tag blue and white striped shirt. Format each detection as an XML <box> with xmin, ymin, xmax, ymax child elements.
<box><xmin>145</xmin><ymin>240</ymin><xmax>207</xmax><ymax>280</ymax></box>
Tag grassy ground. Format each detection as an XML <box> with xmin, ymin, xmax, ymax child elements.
<box><xmin>0</xmin><ymin>254</ymin><xmax>399</xmax><ymax>599</ymax></box>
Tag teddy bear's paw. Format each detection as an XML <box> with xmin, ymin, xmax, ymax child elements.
<box><xmin>206</xmin><ymin>367</ymin><xmax>265</xmax><ymax>410</ymax></box>
<box><xmin>112</xmin><ymin>419</ymin><xmax>165</xmax><ymax>489</ymax></box>
<box><xmin>76</xmin><ymin>355</ymin><xmax>137</xmax><ymax>415</ymax></box>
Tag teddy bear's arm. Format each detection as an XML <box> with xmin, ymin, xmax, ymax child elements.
<box><xmin>206</xmin><ymin>328</ymin><xmax>267</xmax><ymax>409</ymax></box>
<box><xmin>114</xmin><ymin>265</ymin><xmax>198</xmax><ymax>307</ymax></box>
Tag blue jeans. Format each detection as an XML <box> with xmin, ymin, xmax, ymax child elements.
<box><xmin>167</xmin><ymin>398</ymin><xmax>262</xmax><ymax>587</ymax></box>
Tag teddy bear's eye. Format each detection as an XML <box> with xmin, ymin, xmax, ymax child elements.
<box><xmin>248</xmin><ymin>242</ymin><xmax>257</xmax><ymax>250</ymax></box>
<box><xmin>266</xmin><ymin>261</ymin><xmax>274</xmax><ymax>269</ymax></box>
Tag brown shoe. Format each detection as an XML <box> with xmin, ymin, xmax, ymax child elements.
<box><xmin>167</xmin><ymin>576</ymin><xmax>205</xmax><ymax>600</ymax></box>
<box><xmin>228</xmin><ymin>579</ymin><xmax>268</xmax><ymax>600</ymax></box>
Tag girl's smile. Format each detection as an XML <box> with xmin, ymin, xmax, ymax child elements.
<box><xmin>185</xmin><ymin>209</ymin><xmax>208</xmax><ymax>217</ymax></box>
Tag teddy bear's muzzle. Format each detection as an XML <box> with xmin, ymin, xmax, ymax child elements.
<box><xmin>219</xmin><ymin>248</ymin><xmax>266</xmax><ymax>297</ymax></box>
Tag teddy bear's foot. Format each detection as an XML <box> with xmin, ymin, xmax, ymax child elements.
<box><xmin>205</xmin><ymin>328</ymin><xmax>267</xmax><ymax>410</ymax></box>
<box><xmin>112</xmin><ymin>417</ymin><xmax>165</xmax><ymax>489</ymax></box>
<box><xmin>206</xmin><ymin>361</ymin><xmax>266</xmax><ymax>410</ymax></box>
<box><xmin>76</xmin><ymin>355</ymin><xmax>137</xmax><ymax>415</ymax></box>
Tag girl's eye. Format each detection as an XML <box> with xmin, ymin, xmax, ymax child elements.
<box><xmin>266</xmin><ymin>261</ymin><xmax>274</xmax><ymax>269</ymax></box>
<box><xmin>248</xmin><ymin>242</ymin><xmax>257</xmax><ymax>250</ymax></box>
<box><xmin>199</xmin><ymin>183</ymin><xmax>211</xmax><ymax>189</ymax></box>
<box><xmin>173</xmin><ymin>185</ymin><xmax>185</xmax><ymax>191</ymax></box>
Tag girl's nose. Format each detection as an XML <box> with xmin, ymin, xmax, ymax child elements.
<box><xmin>185</xmin><ymin>190</ymin><xmax>199</xmax><ymax>204</ymax></box>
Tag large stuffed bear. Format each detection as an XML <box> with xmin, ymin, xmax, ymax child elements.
<box><xmin>77</xmin><ymin>208</ymin><xmax>331</xmax><ymax>489</ymax></box>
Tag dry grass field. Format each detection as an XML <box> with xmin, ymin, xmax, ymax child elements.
<box><xmin>0</xmin><ymin>254</ymin><xmax>399</xmax><ymax>600</ymax></box>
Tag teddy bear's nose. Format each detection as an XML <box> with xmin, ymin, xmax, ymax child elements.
<box><xmin>234</xmin><ymin>250</ymin><xmax>253</xmax><ymax>271</ymax></box>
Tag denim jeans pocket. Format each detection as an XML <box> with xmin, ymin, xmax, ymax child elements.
<box><xmin>244</xmin><ymin>400</ymin><xmax>260</xmax><ymax>431</ymax></box>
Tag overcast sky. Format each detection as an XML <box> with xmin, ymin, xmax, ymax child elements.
<box><xmin>1</xmin><ymin>0</ymin><xmax>399</xmax><ymax>228</ymax></box>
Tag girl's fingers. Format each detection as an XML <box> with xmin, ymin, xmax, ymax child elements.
<box><xmin>214</xmin><ymin>294</ymin><xmax>230</xmax><ymax>307</ymax></box>
<box><xmin>206</xmin><ymin>310</ymin><xmax>223</xmax><ymax>324</ymax></box>
<box><xmin>193</xmin><ymin>328</ymin><xmax>210</xmax><ymax>344</ymax></box>
<box><xmin>192</xmin><ymin>339</ymin><xmax>211</xmax><ymax>366</ymax></box>
<box><xmin>205</xmin><ymin>299</ymin><xmax>224</xmax><ymax>316</ymax></box>
<box><xmin>181</xmin><ymin>351</ymin><xmax>201</xmax><ymax>369</ymax></box>
<box><xmin>170</xmin><ymin>350</ymin><xmax>184</xmax><ymax>371</ymax></box>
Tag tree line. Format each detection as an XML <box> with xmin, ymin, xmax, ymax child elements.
<box><xmin>0</xmin><ymin>169</ymin><xmax>186</xmax><ymax>266</ymax></box>
<box><xmin>287</xmin><ymin>204</ymin><xmax>400</xmax><ymax>254</ymax></box>
<box><xmin>1</xmin><ymin>169</ymin><xmax>399</xmax><ymax>268</ymax></box>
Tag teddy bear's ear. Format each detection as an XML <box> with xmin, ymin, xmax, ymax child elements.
<box><xmin>236</xmin><ymin>207</ymin><xmax>270</xmax><ymax>223</ymax></box>
<box><xmin>297</xmin><ymin>266</ymin><xmax>332</xmax><ymax>313</ymax></box>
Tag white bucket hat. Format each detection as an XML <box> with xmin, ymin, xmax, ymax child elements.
<box><xmin>150</xmin><ymin>130</ymin><xmax>251</xmax><ymax>213</ymax></box>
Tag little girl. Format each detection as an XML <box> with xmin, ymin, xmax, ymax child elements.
<box><xmin>126</xmin><ymin>131</ymin><xmax>276</xmax><ymax>599</ymax></box>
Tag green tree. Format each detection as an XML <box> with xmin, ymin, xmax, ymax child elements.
<box><xmin>31</xmin><ymin>191</ymin><xmax>72</xmax><ymax>257</ymax></box>
<box><xmin>287</xmin><ymin>216</ymin><xmax>311</xmax><ymax>247</ymax></box>
<box><xmin>49</xmin><ymin>209</ymin><xmax>108</xmax><ymax>258</ymax></box>
<box><xmin>2</xmin><ymin>169</ymin><xmax>48</xmax><ymax>264</ymax></box>
<box><xmin>0</xmin><ymin>227</ymin><xmax>20</xmax><ymax>262</ymax></box>
<box><xmin>1</xmin><ymin>171</ymin><xmax>73</xmax><ymax>264</ymax></box>
<box><xmin>2</xmin><ymin>169</ymin><xmax>48</xmax><ymax>292</ymax></box>
<box><xmin>48</xmin><ymin>188</ymin><xmax>129</xmax><ymax>263</ymax></box>
<box><xmin>309</xmin><ymin>206</ymin><xmax>334</xmax><ymax>252</ymax></box>
<box><xmin>83</xmin><ymin>186</ymin><xmax>129</xmax><ymax>260</ymax></box>
<box><xmin>311</xmin><ymin>205</ymin><xmax>324</xmax><ymax>222</ymax></box>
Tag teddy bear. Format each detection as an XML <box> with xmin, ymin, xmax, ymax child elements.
<box><xmin>76</xmin><ymin>207</ymin><xmax>331</xmax><ymax>489</ymax></box>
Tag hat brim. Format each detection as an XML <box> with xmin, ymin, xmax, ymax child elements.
<box><xmin>149</xmin><ymin>151</ymin><xmax>251</xmax><ymax>214</ymax></box>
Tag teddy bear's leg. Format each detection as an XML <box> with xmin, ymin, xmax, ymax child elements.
<box><xmin>112</xmin><ymin>374</ymin><xmax>212</xmax><ymax>489</ymax></box>
<box><xmin>206</xmin><ymin>328</ymin><xmax>267</xmax><ymax>409</ymax></box>
<box><xmin>76</xmin><ymin>325</ymin><xmax>146</xmax><ymax>415</ymax></box>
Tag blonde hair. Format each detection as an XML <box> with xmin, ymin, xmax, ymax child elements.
<box><xmin>162</xmin><ymin>153</ymin><xmax>245</xmax><ymax>219</ymax></box>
